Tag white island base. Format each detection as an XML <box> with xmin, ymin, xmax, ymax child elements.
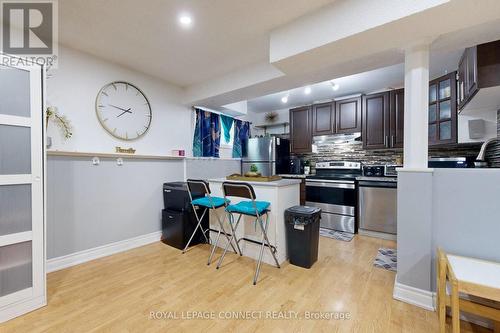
<box><xmin>207</xmin><ymin>178</ymin><xmax>301</xmax><ymax>266</ymax></box>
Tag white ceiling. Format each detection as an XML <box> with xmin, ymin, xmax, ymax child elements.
<box><xmin>247</xmin><ymin>48</ymin><xmax>464</xmax><ymax>113</ymax></box>
<box><xmin>59</xmin><ymin>0</ymin><xmax>334</xmax><ymax>87</ymax></box>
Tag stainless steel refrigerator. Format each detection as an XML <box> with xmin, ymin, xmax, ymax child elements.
<box><xmin>242</xmin><ymin>137</ymin><xmax>290</xmax><ymax>176</ymax></box>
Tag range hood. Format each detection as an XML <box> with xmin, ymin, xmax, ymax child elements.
<box><xmin>313</xmin><ymin>132</ymin><xmax>361</xmax><ymax>145</ymax></box>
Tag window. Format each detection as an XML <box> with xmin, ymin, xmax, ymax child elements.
<box><xmin>220</xmin><ymin>119</ymin><xmax>235</xmax><ymax>147</ymax></box>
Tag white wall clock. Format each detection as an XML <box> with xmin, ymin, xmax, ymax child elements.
<box><xmin>95</xmin><ymin>81</ymin><xmax>152</xmax><ymax>140</ymax></box>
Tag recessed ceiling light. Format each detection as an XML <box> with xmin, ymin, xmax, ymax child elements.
<box><xmin>304</xmin><ymin>86</ymin><xmax>312</xmax><ymax>95</ymax></box>
<box><xmin>331</xmin><ymin>82</ymin><xmax>340</xmax><ymax>91</ymax></box>
<box><xmin>178</xmin><ymin>13</ymin><xmax>193</xmax><ymax>27</ymax></box>
<box><xmin>281</xmin><ymin>95</ymin><xmax>288</xmax><ymax>103</ymax></box>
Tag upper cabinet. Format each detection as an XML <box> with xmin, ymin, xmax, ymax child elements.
<box><xmin>458</xmin><ymin>40</ymin><xmax>500</xmax><ymax>111</ymax></box>
<box><xmin>458</xmin><ymin>46</ymin><xmax>478</xmax><ymax>109</ymax></box>
<box><xmin>336</xmin><ymin>97</ymin><xmax>362</xmax><ymax>134</ymax></box>
<box><xmin>312</xmin><ymin>102</ymin><xmax>334</xmax><ymax>136</ymax></box>
<box><xmin>389</xmin><ymin>89</ymin><xmax>404</xmax><ymax>149</ymax></box>
<box><xmin>311</xmin><ymin>97</ymin><xmax>361</xmax><ymax>136</ymax></box>
<box><xmin>290</xmin><ymin>106</ymin><xmax>312</xmax><ymax>153</ymax></box>
<box><xmin>362</xmin><ymin>92</ymin><xmax>389</xmax><ymax>149</ymax></box>
<box><xmin>362</xmin><ymin>90</ymin><xmax>404</xmax><ymax>150</ymax></box>
<box><xmin>428</xmin><ymin>72</ymin><xmax>457</xmax><ymax>146</ymax></box>
<box><xmin>292</xmin><ymin>97</ymin><xmax>361</xmax><ymax>153</ymax></box>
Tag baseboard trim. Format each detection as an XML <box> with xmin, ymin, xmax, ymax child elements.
<box><xmin>46</xmin><ymin>231</ymin><xmax>162</xmax><ymax>273</ymax></box>
<box><xmin>0</xmin><ymin>295</ymin><xmax>46</xmax><ymax>323</ymax></box>
<box><xmin>393</xmin><ymin>276</ymin><xmax>436</xmax><ymax>311</ymax></box>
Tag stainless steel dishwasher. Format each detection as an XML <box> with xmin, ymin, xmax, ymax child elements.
<box><xmin>358</xmin><ymin>178</ymin><xmax>397</xmax><ymax>235</ymax></box>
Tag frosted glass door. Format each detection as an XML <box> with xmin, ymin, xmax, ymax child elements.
<box><xmin>0</xmin><ymin>56</ymin><xmax>44</xmax><ymax>315</ymax></box>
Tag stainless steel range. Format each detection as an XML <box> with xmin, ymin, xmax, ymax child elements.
<box><xmin>305</xmin><ymin>161</ymin><xmax>362</xmax><ymax>233</ymax></box>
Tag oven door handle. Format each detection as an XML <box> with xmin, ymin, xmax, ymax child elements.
<box><xmin>305</xmin><ymin>179</ymin><xmax>355</xmax><ymax>184</ymax></box>
<box><xmin>305</xmin><ymin>181</ymin><xmax>355</xmax><ymax>189</ymax></box>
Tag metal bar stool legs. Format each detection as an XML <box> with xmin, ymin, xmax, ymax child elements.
<box><xmin>253</xmin><ymin>211</ymin><xmax>280</xmax><ymax>285</ymax></box>
<box><xmin>216</xmin><ymin>213</ymin><xmax>243</xmax><ymax>269</ymax></box>
<box><xmin>182</xmin><ymin>206</ymin><xmax>209</xmax><ymax>254</ymax></box>
<box><xmin>217</xmin><ymin>181</ymin><xmax>280</xmax><ymax>285</ymax></box>
<box><xmin>216</xmin><ymin>210</ymin><xmax>280</xmax><ymax>285</ymax></box>
<box><xmin>207</xmin><ymin>209</ymin><xmax>241</xmax><ymax>265</ymax></box>
<box><xmin>184</xmin><ymin>178</ymin><xmax>241</xmax><ymax>264</ymax></box>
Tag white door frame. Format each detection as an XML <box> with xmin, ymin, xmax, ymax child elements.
<box><xmin>0</xmin><ymin>54</ymin><xmax>46</xmax><ymax>321</ymax></box>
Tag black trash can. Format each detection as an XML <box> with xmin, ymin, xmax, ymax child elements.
<box><xmin>285</xmin><ymin>205</ymin><xmax>321</xmax><ymax>268</ymax></box>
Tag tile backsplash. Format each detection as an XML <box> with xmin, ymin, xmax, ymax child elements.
<box><xmin>295</xmin><ymin>140</ymin><xmax>483</xmax><ymax>168</ymax></box>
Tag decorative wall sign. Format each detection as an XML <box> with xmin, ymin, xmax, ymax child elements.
<box><xmin>115</xmin><ymin>146</ymin><xmax>136</xmax><ymax>154</ymax></box>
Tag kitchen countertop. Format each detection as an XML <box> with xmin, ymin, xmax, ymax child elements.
<box><xmin>207</xmin><ymin>178</ymin><xmax>299</xmax><ymax>265</ymax></box>
<box><xmin>356</xmin><ymin>176</ymin><xmax>398</xmax><ymax>182</ymax></box>
<box><xmin>278</xmin><ymin>174</ymin><xmax>307</xmax><ymax>179</ymax></box>
<box><xmin>209</xmin><ymin>178</ymin><xmax>302</xmax><ymax>187</ymax></box>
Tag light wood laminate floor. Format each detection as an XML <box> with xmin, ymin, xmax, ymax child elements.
<box><xmin>2</xmin><ymin>235</ymin><xmax>490</xmax><ymax>332</ymax></box>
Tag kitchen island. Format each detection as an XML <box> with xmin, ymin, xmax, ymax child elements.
<box><xmin>207</xmin><ymin>178</ymin><xmax>301</xmax><ymax>265</ymax></box>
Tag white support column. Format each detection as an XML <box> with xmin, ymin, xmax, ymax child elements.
<box><xmin>403</xmin><ymin>44</ymin><xmax>430</xmax><ymax>169</ymax></box>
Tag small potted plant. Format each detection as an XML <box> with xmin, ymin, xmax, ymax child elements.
<box><xmin>245</xmin><ymin>164</ymin><xmax>261</xmax><ymax>177</ymax></box>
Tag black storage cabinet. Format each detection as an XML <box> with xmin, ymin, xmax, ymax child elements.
<box><xmin>162</xmin><ymin>182</ymin><xmax>208</xmax><ymax>250</ymax></box>
<box><xmin>284</xmin><ymin>206</ymin><xmax>321</xmax><ymax>268</ymax></box>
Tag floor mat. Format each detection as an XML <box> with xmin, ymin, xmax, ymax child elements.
<box><xmin>374</xmin><ymin>248</ymin><xmax>397</xmax><ymax>272</ymax></box>
<box><xmin>319</xmin><ymin>228</ymin><xmax>354</xmax><ymax>242</ymax></box>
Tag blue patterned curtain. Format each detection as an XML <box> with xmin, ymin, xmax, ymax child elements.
<box><xmin>232</xmin><ymin>119</ymin><xmax>251</xmax><ymax>158</ymax></box>
<box><xmin>192</xmin><ymin>108</ymin><xmax>221</xmax><ymax>158</ymax></box>
<box><xmin>220</xmin><ymin>114</ymin><xmax>234</xmax><ymax>144</ymax></box>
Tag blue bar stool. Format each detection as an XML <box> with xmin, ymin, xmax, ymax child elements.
<box><xmin>216</xmin><ymin>181</ymin><xmax>280</xmax><ymax>285</ymax></box>
<box><xmin>184</xmin><ymin>179</ymin><xmax>242</xmax><ymax>265</ymax></box>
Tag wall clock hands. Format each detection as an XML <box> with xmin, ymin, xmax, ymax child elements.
<box><xmin>116</xmin><ymin>108</ymin><xmax>132</xmax><ymax>118</ymax></box>
<box><xmin>109</xmin><ymin>104</ymin><xmax>132</xmax><ymax>113</ymax></box>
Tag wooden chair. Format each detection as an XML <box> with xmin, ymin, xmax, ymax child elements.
<box><xmin>437</xmin><ymin>248</ymin><xmax>500</xmax><ymax>332</ymax></box>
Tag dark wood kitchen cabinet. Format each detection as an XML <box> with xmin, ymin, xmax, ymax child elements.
<box><xmin>362</xmin><ymin>92</ymin><xmax>389</xmax><ymax>149</ymax></box>
<box><xmin>389</xmin><ymin>89</ymin><xmax>404</xmax><ymax>148</ymax></box>
<box><xmin>458</xmin><ymin>46</ymin><xmax>477</xmax><ymax>109</ymax></box>
<box><xmin>336</xmin><ymin>97</ymin><xmax>362</xmax><ymax>133</ymax></box>
<box><xmin>458</xmin><ymin>40</ymin><xmax>500</xmax><ymax>110</ymax></box>
<box><xmin>311</xmin><ymin>98</ymin><xmax>361</xmax><ymax>136</ymax></box>
<box><xmin>290</xmin><ymin>106</ymin><xmax>312</xmax><ymax>153</ymax></box>
<box><xmin>362</xmin><ymin>90</ymin><xmax>404</xmax><ymax>149</ymax></box>
<box><xmin>312</xmin><ymin>102</ymin><xmax>334</xmax><ymax>136</ymax></box>
<box><xmin>428</xmin><ymin>72</ymin><xmax>457</xmax><ymax>146</ymax></box>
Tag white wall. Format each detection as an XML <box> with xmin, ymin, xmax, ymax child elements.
<box><xmin>458</xmin><ymin>108</ymin><xmax>498</xmax><ymax>143</ymax></box>
<box><xmin>45</xmin><ymin>46</ymin><xmax>195</xmax><ymax>264</ymax></box>
<box><xmin>47</xmin><ymin>46</ymin><xmax>192</xmax><ymax>156</ymax></box>
<box><xmin>185</xmin><ymin>158</ymin><xmax>240</xmax><ymax>179</ymax></box>
<box><xmin>245</xmin><ymin>108</ymin><xmax>289</xmax><ymax>136</ymax></box>
<box><xmin>46</xmin><ymin>156</ymin><xmax>183</xmax><ymax>260</ymax></box>
<box><xmin>396</xmin><ymin>169</ymin><xmax>500</xmax><ymax>301</ymax></box>
<box><xmin>45</xmin><ymin>47</ymin><xmax>246</xmax><ymax>265</ymax></box>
